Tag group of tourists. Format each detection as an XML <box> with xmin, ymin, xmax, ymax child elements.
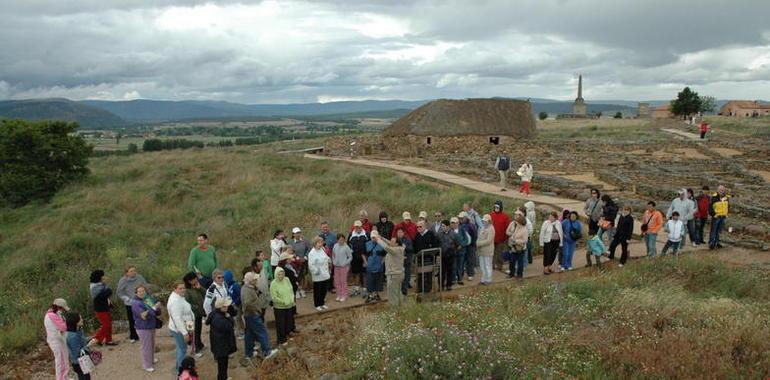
<box><xmin>43</xmin><ymin>180</ymin><xmax>732</xmax><ymax>380</ymax></box>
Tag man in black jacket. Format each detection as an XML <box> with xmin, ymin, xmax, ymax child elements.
<box><xmin>437</xmin><ymin>219</ymin><xmax>462</xmax><ymax>291</ymax></box>
<box><xmin>413</xmin><ymin>221</ymin><xmax>440</xmax><ymax>293</ymax></box>
<box><xmin>609</xmin><ymin>206</ymin><xmax>634</xmax><ymax>267</ymax></box>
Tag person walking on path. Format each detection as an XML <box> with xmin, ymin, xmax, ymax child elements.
<box><xmin>182</xmin><ymin>272</ymin><xmax>206</xmax><ymax>357</ymax></box>
<box><xmin>241</xmin><ymin>271</ymin><xmax>278</xmax><ymax>361</ymax></box>
<box><xmin>131</xmin><ymin>284</ymin><xmax>161</xmax><ymax>372</ymax></box>
<box><xmin>206</xmin><ymin>298</ymin><xmax>237</xmax><ymax>380</ymax></box>
<box><xmin>270</xmin><ymin>267</ymin><xmax>296</xmax><ymax>346</ymax></box>
<box><xmin>642</xmin><ymin>201</ymin><xmax>664</xmax><ymax>257</ymax></box>
<box><xmin>490</xmin><ymin>200</ymin><xmax>511</xmax><ymax>271</ymax></box>
<box><xmin>64</xmin><ymin>312</ymin><xmax>98</xmax><ymax>380</ymax></box>
<box><xmin>609</xmin><ymin>206</ymin><xmax>634</xmax><ymax>267</ymax></box>
<box><xmin>44</xmin><ymin>298</ymin><xmax>70</xmax><ymax>380</ymax></box>
<box><xmin>699</xmin><ymin>121</ymin><xmax>709</xmax><ymax>139</ymax></box>
<box><xmin>117</xmin><ymin>265</ymin><xmax>147</xmax><ymax>344</ymax></box>
<box><xmin>667</xmin><ymin>188</ymin><xmax>696</xmax><ymax>247</ymax></box>
<box><xmin>309</xmin><ymin>236</ymin><xmax>331</xmax><ymax>311</ymax></box>
<box><xmin>494</xmin><ymin>152</ymin><xmax>512</xmax><ymax>191</ymax></box>
<box><xmin>709</xmin><ymin>185</ymin><xmax>731</xmax><ymax>250</ymax></box>
<box><xmin>516</xmin><ymin>161</ymin><xmax>534</xmax><ymax>196</ymax></box>
<box><xmin>584</xmin><ymin>188</ymin><xmax>604</xmax><ymax>235</ymax></box>
<box><xmin>661</xmin><ymin>212</ymin><xmax>686</xmax><ymax>256</ymax></box>
<box><xmin>188</xmin><ymin>233</ymin><xmax>217</xmax><ymax>290</ymax></box>
<box><xmin>374</xmin><ymin>232</ymin><xmax>407</xmax><ymax>307</ymax></box>
<box><xmin>168</xmin><ymin>280</ymin><xmax>195</xmax><ymax>371</ymax></box>
<box><xmin>694</xmin><ymin>186</ymin><xmax>711</xmax><ymax>245</ymax></box>
<box><xmin>332</xmin><ymin>234</ymin><xmax>353</xmax><ymax>302</ymax></box>
<box><xmin>539</xmin><ymin>211</ymin><xmax>564</xmax><ymax>275</ymax></box>
<box><xmin>89</xmin><ymin>269</ymin><xmax>116</xmax><ymax>346</ymax></box>
<box><xmin>561</xmin><ymin>211</ymin><xmax>582</xmax><ymax>270</ymax></box>
<box><xmin>437</xmin><ymin>219</ymin><xmax>462</xmax><ymax>291</ymax></box>
<box><xmin>507</xmin><ymin>213</ymin><xmax>529</xmax><ymax>279</ymax></box>
<box><xmin>476</xmin><ymin>215</ymin><xmax>496</xmax><ymax>285</ymax></box>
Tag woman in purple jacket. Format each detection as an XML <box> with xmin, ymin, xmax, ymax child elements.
<box><xmin>131</xmin><ymin>285</ymin><xmax>161</xmax><ymax>372</ymax></box>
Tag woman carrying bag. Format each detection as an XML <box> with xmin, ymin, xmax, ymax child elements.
<box><xmin>131</xmin><ymin>284</ymin><xmax>161</xmax><ymax>372</ymax></box>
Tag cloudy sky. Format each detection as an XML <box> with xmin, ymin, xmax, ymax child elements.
<box><xmin>1</xmin><ymin>0</ymin><xmax>769</xmax><ymax>103</ymax></box>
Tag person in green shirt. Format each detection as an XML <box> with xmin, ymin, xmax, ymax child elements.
<box><xmin>188</xmin><ymin>233</ymin><xmax>217</xmax><ymax>289</ymax></box>
<box><xmin>270</xmin><ymin>267</ymin><xmax>295</xmax><ymax>346</ymax></box>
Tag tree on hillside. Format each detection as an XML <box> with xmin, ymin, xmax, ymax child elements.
<box><xmin>0</xmin><ymin>120</ymin><xmax>92</xmax><ymax>207</ymax></box>
<box><xmin>613</xmin><ymin>112</ymin><xmax>623</xmax><ymax>119</ymax></box>
<box><xmin>700</xmin><ymin>96</ymin><xmax>717</xmax><ymax>113</ymax></box>
<box><xmin>670</xmin><ymin>87</ymin><xmax>702</xmax><ymax>118</ymax></box>
<box><xmin>538</xmin><ymin>111</ymin><xmax>548</xmax><ymax>120</ymax></box>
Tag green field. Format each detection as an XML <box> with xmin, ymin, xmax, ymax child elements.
<box><xmin>0</xmin><ymin>146</ymin><xmax>503</xmax><ymax>356</ymax></box>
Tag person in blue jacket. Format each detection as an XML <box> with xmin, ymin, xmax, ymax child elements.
<box><xmin>65</xmin><ymin>312</ymin><xmax>98</xmax><ymax>380</ymax></box>
<box><xmin>561</xmin><ymin>211</ymin><xmax>582</xmax><ymax>270</ymax></box>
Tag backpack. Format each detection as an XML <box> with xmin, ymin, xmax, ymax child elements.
<box><xmin>497</xmin><ymin>156</ymin><xmax>510</xmax><ymax>171</ymax></box>
<box><xmin>569</xmin><ymin>222</ymin><xmax>581</xmax><ymax>241</ymax></box>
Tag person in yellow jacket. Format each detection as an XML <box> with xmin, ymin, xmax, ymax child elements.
<box><xmin>270</xmin><ymin>268</ymin><xmax>295</xmax><ymax>346</ymax></box>
<box><xmin>708</xmin><ymin>185</ymin><xmax>731</xmax><ymax>250</ymax></box>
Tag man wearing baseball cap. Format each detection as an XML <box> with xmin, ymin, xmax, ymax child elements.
<box><xmin>393</xmin><ymin>211</ymin><xmax>418</xmax><ymax>241</ymax></box>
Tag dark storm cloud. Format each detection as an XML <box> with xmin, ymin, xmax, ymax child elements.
<box><xmin>0</xmin><ymin>0</ymin><xmax>768</xmax><ymax>102</ymax></box>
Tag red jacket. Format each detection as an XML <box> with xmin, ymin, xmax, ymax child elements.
<box><xmin>695</xmin><ymin>194</ymin><xmax>711</xmax><ymax>218</ymax></box>
<box><xmin>392</xmin><ymin>221</ymin><xmax>418</xmax><ymax>241</ymax></box>
<box><xmin>699</xmin><ymin>123</ymin><xmax>709</xmax><ymax>133</ymax></box>
<box><xmin>490</xmin><ymin>211</ymin><xmax>511</xmax><ymax>244</ymax></box>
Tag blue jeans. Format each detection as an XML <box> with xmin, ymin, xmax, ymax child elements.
<box><xmin>661</xmin><ymin>240</ymin><xmax>681</xmax><ymax>256</ymax></box>
<box><xmin>645</xmin><ymin>233</ymin><xmax>658</xmax><ymax>257</ymax></box>
<box><xmin>709</xmin><ymin>217</ymin><xmax>726</xmax><ymax>247</ymax></box>
<box><xmin>695</xmin><ymin>218</ymin><xmax>708</xmax><ymax>244</ymax></box>
<box><xmin>464</xmin><ymin>246</ymin><xmax>477</xmax><ymax>277</ymax></box>
<box><xmin>508</xmin><ymin>250</ymin><xmax>525</xmax><ymax>278</ymax></box>
<box><xmin>171</xmin><ymin>331</ymin><xmax>187</xmax><ymax>371</ymax></box>
<box><xmin>244</xmin><ymin>315</ymin><xmax>271</xmax><ymax>358</ymax></box>
<box><xmin>453</xmin><ymin>247</ymin><xmax>466</xmax><ymax>283</ymax></box>
<box><xmin>562</xmin><ymin>241</ymin><xmax>576</xmax><ymax>269</ymax></box>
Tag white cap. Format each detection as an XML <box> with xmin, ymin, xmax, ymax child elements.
<box><xmin>402</xmin><ymin>211</ymin><xmax>412</xmax><ymax>220</ymax></box>
<box><xmin>292</xmin><ymin>227</ymin><xmax>301</xmax><ymax>234</ymax></box>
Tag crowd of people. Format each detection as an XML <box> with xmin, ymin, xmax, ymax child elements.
<box><xmin>43</xmin><ymin>176</ymin><xmax>733</xmax><ymax>380</ymax></box>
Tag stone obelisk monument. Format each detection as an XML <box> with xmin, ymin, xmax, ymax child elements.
<box><xmin>572</xmin><ymin>74</ymin><xmax>587</xmax><ymax>116</ymax></box>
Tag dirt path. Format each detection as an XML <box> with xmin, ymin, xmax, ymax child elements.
<box><xmin>661</xmin><ymin>128</ymin><xmax>702</xmax><ymax>140</ymax></box>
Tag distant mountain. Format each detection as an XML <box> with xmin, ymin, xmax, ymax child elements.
<box><xmin>0</xmin><ymin>98</ymin><xmax>125</xmax><ymax>128</ymax></box>
<box><xmin>81</xmin><ymin>99</ymin><xmax>429</xmax><ymax>123</ymax></box>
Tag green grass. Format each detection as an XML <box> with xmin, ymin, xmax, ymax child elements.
<box><xmin>342</xmin><ymin>256</ymin><xmax>770</xmax><ymax>379</ymax></box>
<box><xmin>703</xmin><ymin>115</ymin><xmax>770</xmax><ymax>137</ymax></box>
<box><xmin>0</xmin><ymin>147</ymin><xmax>508</xmax><ymax>357</ymax></box>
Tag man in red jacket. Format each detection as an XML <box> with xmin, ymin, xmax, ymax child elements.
<box><xmin>490</xmin><ymin>200</ymin><xmax>511</xmax><ymax>271</ymax></box>
<box><xmin>694</xmin><ymin>185</ymin><xmax>711</xmax><ymax>245</ymax></box>
<box><xmin>699</xmin><ymin>122</ymin><xmax>709</xmax><ymax>139</ymax></box>
<box><xmin>392</xmin><ymin>211</ymin><xmax>418</xmax><ymax>241</ymax></box>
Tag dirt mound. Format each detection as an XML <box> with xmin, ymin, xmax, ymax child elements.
<box><xmin>384</xmin><ymin>98</ymin><xmax>536</xmax><ymax>138</ymax></box>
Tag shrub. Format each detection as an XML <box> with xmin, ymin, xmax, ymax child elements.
<box><xmin>0</xmin><ymin>120</ymin><xmax>92</xmax><ymax>207</ymax></box>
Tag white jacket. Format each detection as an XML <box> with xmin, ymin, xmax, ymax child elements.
<box><xmin>517</xmin><ymin>164</ymin><xmax>533</xmax><ymax>182</ymax></box>
<box><xmin>667</xmin><ymin>197</ymin><xmax>696</xmax><ymax>222</ymax></box>
<box><xmin>539</xmin><ymin>220</ymin><xmax>564</xmax><ymax>247</ymax></box>
<box><xmin>665</xmin><ymin>219</ymin><xmax>685</xmax><ymax>242</ymax></box>
<box><xmin>270</xmin><ymin>238</ymin><xmax>286</xmax><ymax>266</ymax></box>
<box><xmin>203</xmin><ymin>281</ymin><xmax>228</xmax><ymax>316</ymax></box>
<box><xmin>308</xmin><ymin>247</ymin><xmax>331</xmax><ymax>282</ymax></box>
<box><xmin>167</xmin><ymin>292</ymin><xmax>195</xmax><ymax>335</ymax></box>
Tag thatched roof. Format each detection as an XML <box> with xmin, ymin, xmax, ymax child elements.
<box><xmin>384</xmin><ymin>98</ymin><xmax>536</xmax><ymax>138</ymax></box>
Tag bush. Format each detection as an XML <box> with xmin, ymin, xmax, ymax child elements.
<box><xmin>0</xmin><ymin>120</ymin><xmax>92</xmax><ymax>207</ymax></box>
<box><xmin>142</xmin><ymin>138</ymin><xmax>205</xmax><ymax>152</ymax></box>
<box><xmin>613</xmin><ymin>112</ymin><xmax>623</xmax><ymax>119</ymax></box>
<box><xmin>127</xmin><ymin>143</ymin><xmax>138</xmax><ymax>154</ymax></box>
<box><xmin>538</xmin><ymin>111</ymin><xmax>548</xmax><ymax>120</ymax></box>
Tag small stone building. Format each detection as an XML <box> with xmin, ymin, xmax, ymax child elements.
<box><xmin>718</xmin><ymin>100</ymin><xmax>770</xmax><ymax>117</ymax></box>
<box><xmin>324</xmin><ymin>98</ymin><xmax>536</xmax><ymax>157</ymax></box>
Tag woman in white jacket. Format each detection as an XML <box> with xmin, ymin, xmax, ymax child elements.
<box><xmin>44</xmin><ymin>298</ymin><xmax>70</xmax><ymax>380</ymax></box>
<box><xmin>517</xmin><ymin>162</ymin><xmax>534</xmax><ymax>196</ymax></box>
<box><xmin>476</xmin><ymin>215</ymin><xmax>496</xmax><ymax>285</ymax></box>
<box><xmin>308</xmin><ymin>236</ymin><xmax>331</xmax><ymax>311</ymax></box>
<box><xmin>167</xmin><ymin>280</ymin><xmax>195</xmax><ymax>371</ymax></box>
<box><xmin>539</xmin><ymin>211</ymin><xmax>564</xmax><ymax>275</ymax></box>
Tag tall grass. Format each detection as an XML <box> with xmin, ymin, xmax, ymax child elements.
<box><xmin>0</xmin><ymin>147</ymin><xmax>508</xmax><ymax>357</ymax></box>
<box><xmin>344</xmin><ymin>255</ymin><xmax>770</xmax><ymax>379</ymax></box>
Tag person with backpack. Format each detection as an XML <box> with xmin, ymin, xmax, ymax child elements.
<box><xmin>241</xmin><ymin>271</ymin><xmax>278</xmax><ymax>361</ymax></box>
<box><xmin>561</xmin><ymin>211</ymin><xmax>582</xmax><ymax>271</ymax></box>
<box><xmin>583</xmin><ymin>189</ymin><xmax>604</xmax><ymax>235</ymax></box>
<box><xmin>609</xmin><ymin>206</ymin><xmax>634</xmax><ymax>267</ymax></box>
<box><xmin>494</xmin><ymin>152</ymin><xmax>511</xmax><ymax>191</ymax></box>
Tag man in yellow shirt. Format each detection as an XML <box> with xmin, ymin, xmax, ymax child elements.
<box><xmin>708</xmin><ymin>185</ymin><xmax>731</xmax><ymax>250</ymax></box>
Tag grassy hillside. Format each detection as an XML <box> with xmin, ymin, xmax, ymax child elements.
<box><xmin>339</xmin><ymin>255</ymin><xmax>770</xmax><ymax>379</ymax></box>
<box><xmin>0</xmin><ymin>147</ymin><xmax>504</xmax><ymax>356</ymax></box>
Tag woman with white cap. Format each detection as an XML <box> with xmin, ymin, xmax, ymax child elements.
<box><xmin>44</xmin><ymin>298</ymin><xmax>70</xmax><ymax>380</ymax></box>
